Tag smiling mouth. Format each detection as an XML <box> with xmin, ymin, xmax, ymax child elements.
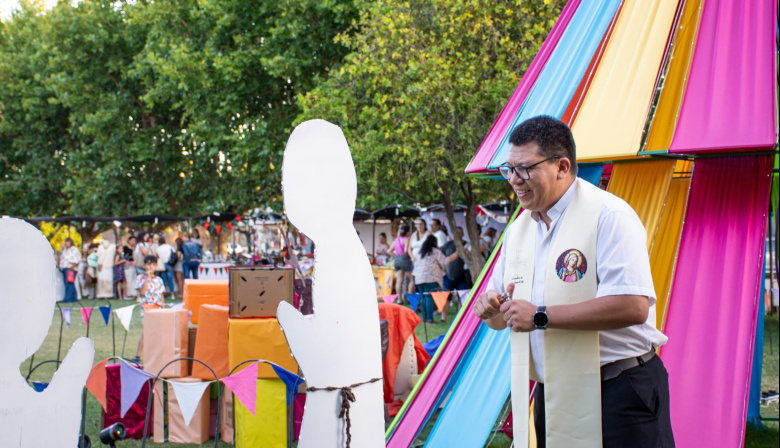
<box><xmin>515</xmin><ymin>189</ymin><xmax>530</xmax><ymax>197</ymax></box>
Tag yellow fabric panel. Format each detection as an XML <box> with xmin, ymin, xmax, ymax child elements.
<box><xmin>234</xmin><ymin>379</ymin><xmax>287</xmax><ymax>448</ymax></box>
<box><xmin>572</xmin><ymin>0</ymin><xmax>679</xmax><ymax>162</ymax></box>
<box><xmin>606</xmin><ymin>160</ymin><xmax>675</xmax><ymax>250</ymax></box>
<box><xmin>649</xmin><ymin>178</ymin><xmax>690</xmax><ymax>330</ymax></box>
<box><xmin>644</xmin><ymin>0</ymin><xmax>704</xmax><ymax>152</ymax></box>
<box><xmin>228</xmin><ymin>318</ymin><xmax>299</xmax><ymax>378</ymax></box>
<box><xmin>673</xmin><ymin>159</ymin><xmax>693</xmax><ymax>178</ymax></box>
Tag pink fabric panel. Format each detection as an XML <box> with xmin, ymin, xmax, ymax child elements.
<box><xmin>386</xmin><ymin>255</ymin><xmax>497</xmax><ymax>447</ymax></box>
<box><xmin>660</xmin><ymin>155</ymin><xmax>772</xmax><ymax>448</ymax></box>
<box><xmin>465</xmin><ymin>0</ymin><xmax>582</xmax><ymax>174</ymax></box>
<box><xmin>669</xmin><ymin>0</ymin><xmax>777</xmax><ymax>154</ymax></box>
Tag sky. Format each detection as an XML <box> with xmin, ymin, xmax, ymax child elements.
<box><xmin>0</xmin><ymin>0</ymin><xmax>60</xmax><ymax>20</ymax></box>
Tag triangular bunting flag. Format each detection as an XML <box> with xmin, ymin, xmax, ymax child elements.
<box><xmin>62</xmin><ymin>308</ymin><xmax>72</xmax><ymax>329</ymax></box>
<box><xmin>32</xmin><ymin>382</ymin><xmax>49</xmax><ymax>392</ymax></box>
<box><xmin>80</xmin><ymin>307</ymin><xmax>93</xmax><ymax>327</ymax></box>
<box><xmin>114</xmin><ymin>305</ymin><xmax>135</xmax><ymax>332</ymax></box>
<box><xmin>381</xmin><ymin>294</ymin><xmax>398</xmax><ymax>304</ymax></box>
<box><xmin>169</xmin><ymin>380</ymin><xmax>212</xmax><ymax>426</ymax></box>
<box><xmin>86</xmin><ymin>359</ymin><xmax>108</xmax><ymax>411</ymax></box>
<box><xmin>430</xmin><ymin>291</ymin><xmax>450</xmax><ymax>313</ymax></box>
<box><xmin>99</xmin><ymin>306</ymin><xmax>111</xmax><ymax>325</ymax></box>
<box><xmin>271</xmin><ymin>364</ymin><xmax>304</xmax><ymax>405</ymax></box>
<box><xmin>199</xmin><ymin>266</ymin><xmax>204</xmax><ymax>274</ymax></box>
<box><xmin>120</xmin><ymin>360</ymin><xmax>152</xmax><ymax>418</ymax></box>
<box><xmin>222</xmin><ymin>361</ymin><xmax>258</xmax><ymax>416</ymax></box>
<box><xmin>407</xmin><ymin>293</ymin><xmax>422</xmax><ymax>313</ymax></box>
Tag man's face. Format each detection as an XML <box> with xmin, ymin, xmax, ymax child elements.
<box><xmin>506</xmin><ymin>142</ymin><xmax>568</xmax><ymax>213</ymax></box>
<box><xmin>431</xmin><ymin>220</ymin><xmax>441</xmax><ymax>232</ymax></box>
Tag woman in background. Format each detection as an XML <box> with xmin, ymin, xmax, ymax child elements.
<box><xmin>390</xmin><ymin>224</ymin><xmax>414</xmax><ymax>303</ymax></box>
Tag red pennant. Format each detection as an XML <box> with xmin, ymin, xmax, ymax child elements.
<box><xmin>235</xmin><ymin>215</ymin><xmax>242</xmax><ymax>222</ymax></box>
<box><xmin>203</xmin><ymin>221</ymin><xmax>211</xmax><ymax>230</ymax></box>
<box><xmin>226</xmin><ymin>222</ymin><xmax>233</xmax><ymax>231</ymax></box>
<box><xmin>215</xmin><ymin>225</ymin><xmax>221</xmax><ymax>235</ymax></box>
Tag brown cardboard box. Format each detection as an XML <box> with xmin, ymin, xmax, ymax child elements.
<box><xmin>229</xmin><ymin>268</ymin><xmax>294</xmax><ymax>318</ymax></box>
<box><xmin>143</xmin><ymin>309</ymin><xmax>189</xmax><ymax>378</ymax></box>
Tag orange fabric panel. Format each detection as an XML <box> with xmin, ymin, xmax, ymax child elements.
<box><xmin>606</xmin><ymin>160</ymin><xmax>675</xmax><ymax>250</ymax></box>
<box><xmin>191</xmin><ymin>304</ymin><xmax>230</xmax><ymax>379</ymax></box>
<box><xmin>378</xmin><ymin>303</ymin><xmax>430</xmax><ymax>403</ymax></box>
<box><xmin>144</xmin><ymin>309</ymin><xmax>189</xmax><ymax>378</ymax></box>
<box><xmin>228</xmin><ymin>318</ymin><xmax>298</xmax><ymax>378</ymax></box>
<box><xmin>183</xmin><ymin>279</ymin><xmax>229</xmax><ymax>324</ymax></box>
<box><xmin>649</xmin><ymin>177</ymin><xmax>691</xmax><ymax>330</ymax></box>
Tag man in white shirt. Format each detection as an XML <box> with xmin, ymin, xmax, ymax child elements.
<box><xmin>474</xmin><ymin>116</ymin><xmax>674</xmax><ymax>447</ymax></box>
<box><xmin>59</xmin><ymin>237</ymin><xmax>81</xmax><ymax>302</ymax></box>
<box><xmin>430</xmin><ymin>218</ymin><xmax>448</xmax><ymax>248</ymax></box>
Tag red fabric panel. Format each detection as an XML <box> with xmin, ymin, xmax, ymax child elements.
<box><xmin>103</xmin><ymin>363</ymin><xmax>153</xmax><ymax>439</ymax></box>
<box><xmin>378</xmin><ymin>303</ymin><xmax>431</xmax><ymax>403</ymax></box>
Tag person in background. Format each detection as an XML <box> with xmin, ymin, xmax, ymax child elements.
<box><xmin>442</xmin><ymin>226</ymin><xmax>471</xmax><ymax>290</ymax></box>
<box><xmin>133</xmin><ymin>255</ymin><xmax>165</xmax><ymax>363</ymax></box>
<box><xmin>431</xmin><ymin>218</ymin><xmax>448</xmax><ymax>248</ymax></box>
<box><xmin>155</xmin><ymin>236</ymin><xmax>176</xmax><ymax>298</ymax></box>
<box><xmin>480</xmin><ymin>227</ymin><xmax>497</xmax><ymax>258</ymax></box>
<box><xmin>59</xmin><ymin>238</ymin><xmax>81</xmax><ymax>302</ymax></box>
<box><xmin>375</xmin><ymin>232</ymin><xmax>391</xmax><ymax>265</ymax></box>
<box><xmin>412</xmin><ymin>235</ymin><xmax>455</xmax><ymax>323</ymax></box>
<box><xmin>173</xmin><ymin>237</ymin><xmax>185</xmax><ymax>298</ymax></box>
<box><xmin>408</xmin><ymin>218</ymin><xmax>431</xmax><ymax>260</ymax></box>
<box><xmin>84</xmin><ymin>243</ymin><xmax>99</xmax><ymax>296</ymax></box>
<box><xmin>190</xmin><ymin>229</ymin><xmax>202</xmax><ymax>246</ymax></box>
<box><xmin>390</xmin><ymin>224</ymin><xmax>414</xmax><ymax>302</ymax></box>
<box><xmin>114</xmin><ymin>244</ymin><xmax>127</xmax><ymax>299</ymax></box>
<box><xmin>182</xmin><ymin>232</ymin><xmax>203</xmax><ymax>279</ymax></box>
<box><xmin>133</xmin><ymin>232</ymin><xmax>152</xmax><ymax>275</ymax></box>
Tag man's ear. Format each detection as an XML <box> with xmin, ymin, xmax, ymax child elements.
<box><xmin>557</xmin><ymin>157</ymin><xmax>572</xmax><ymax>178</ymax></box>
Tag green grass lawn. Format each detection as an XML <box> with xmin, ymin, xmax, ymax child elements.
<box><xmin>22</xmin><ymin>299</ymin><xmax>779</xmax><ymax>447</ymax></box>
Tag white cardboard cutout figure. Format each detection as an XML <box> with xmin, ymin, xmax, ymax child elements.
<box><xmin>0</xmin><ymin>218</ymin><xmax>95</xmax><ymax>447</ymax></box>
<box><xmin>278</xmin><ymin>120</ymin><xmax>385</xmax><ymax>448</ymax></box>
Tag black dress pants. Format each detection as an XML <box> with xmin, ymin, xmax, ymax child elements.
<box><xmin>533</xmin><ymin>355</ymin><xmax>675</xmax><ymax>448</ymax></box>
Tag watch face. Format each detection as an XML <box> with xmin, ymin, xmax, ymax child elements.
<box><xmin>533</xmin><ymin>311</ymin><xmax>549</xmax><ymax>327</ymax></box>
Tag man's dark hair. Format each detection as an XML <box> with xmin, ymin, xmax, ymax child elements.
<box><xmin>158</xmin><ymin>236</ymin><xmax>166</xmax><ymax>245</ymax></box>
<box><xmin>508</xmin><ymin>115</ymin><xmax>578</xmax><ymax>176</ymax></box>
<box><xmin>431</xmin><ymin>218</ymin><xmax>441</xmax><ymax>226</ymax></box>
<box><xmin>144</xmin><ymin>255</ymin><xmax>158</xmax><ymax>264</ymax></box>
<box><xmin>127</xmin><ymin>235</ymin><xmax>137</xmax><ymax>242</ymax></box>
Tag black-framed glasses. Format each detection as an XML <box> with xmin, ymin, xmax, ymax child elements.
<box><xmin>498</xmin><ymin>156</ymin><xmax>561</xmax><ymax>181</ymax></box>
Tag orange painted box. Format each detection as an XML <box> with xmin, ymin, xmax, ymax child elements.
<box><xmin>183</xmin><ymin>279</ymin><xmax>229</xmax><ymax>324</ymax></box>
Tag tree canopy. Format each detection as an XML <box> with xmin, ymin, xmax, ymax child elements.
<box><xmin>299</xmin><ymin>0</ymin><xmax>563</xmax><ymax>276</ymax></box>
<box><xmin>0</xmin><ymin>0</ymin><xmax>358</xmax><ymax>218</ymax></box>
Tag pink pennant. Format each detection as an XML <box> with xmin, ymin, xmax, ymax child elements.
<box><xmin>382</xmin><ymin>294</ymin><xmax>398</xmax><ymax>304</ymax></box>
<box><xmin>80</xmin><ymin>307</ymin><xmax>93</xmax><ymax>327</ymax></box>
<box><xmin>222</xmin><ymin>362</ymin><xmax>258</xmax><ymax>416</ymax></box>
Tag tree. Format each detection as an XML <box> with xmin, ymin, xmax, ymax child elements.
<box><xmin>299</xmin><ymin>0</ymin><xmax>563</xmax><ymax>278</ymax></box>
<box><xmin>0</xmin><ymin>0</ymin><xmax>359</xmax><ymax>219</ymax></box>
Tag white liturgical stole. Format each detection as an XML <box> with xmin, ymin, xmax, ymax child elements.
<box><xmin>504</xmin><ymin>179</ymin><xmax>604</xmax><ymax>448</ymax></box>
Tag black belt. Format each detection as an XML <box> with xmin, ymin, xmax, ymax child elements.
<box><xmin>601</xmin><ymin>350</ymin><xmax>656</xmax><ymax>381</ymax></box>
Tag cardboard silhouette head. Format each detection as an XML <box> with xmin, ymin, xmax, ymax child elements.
<box><xmin>0</xmin><ymin>218</ymin><xmax>58</xmax><ymax>364</ymax></box>
<box><xmin>282</xmin><ymin>119</ymin><xmax>357</xmax><ymax>241</ymax></box>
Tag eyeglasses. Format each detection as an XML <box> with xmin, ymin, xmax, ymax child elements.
<box><xmin>498</xmin><ymin>156</ymin><xmax>561</xmax><ymax>181</ymax></box>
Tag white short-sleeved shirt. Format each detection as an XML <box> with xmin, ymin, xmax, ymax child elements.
<box><xmin>488</xmin><ymin>179</ymin><xmax>668</xmax><ymax>383</ymax></box>
<box><xmin>433</xmin><ymin>230</ymin><xmax>448</xmax><ymax>248</ymax></box>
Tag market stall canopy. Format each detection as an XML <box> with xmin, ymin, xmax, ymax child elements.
<box><xmin>369</xmin><ymin>205</ymin><xmax>421</xmax><ymax>220</ymax></box>
<box><xmin>13</xmin><ymin>212</ymin><xmax>241</xmax><ymax>224</ymax></box>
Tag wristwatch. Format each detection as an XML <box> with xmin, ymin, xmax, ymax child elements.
<box><xmin>533</xmin><ymin>306</ymin><xmax>549</xmax><ymax>330</ymax></box>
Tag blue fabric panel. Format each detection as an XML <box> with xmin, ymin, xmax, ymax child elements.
<box><xmin>423</xmin><ymin>324</ymin><xmax>511</xmax><ymax>447</ymax></box>
<box><xmin>746</xmin><ymin>253</ymin><xmax>767</xmax><ymax>424</ymax></box>
<box><xmin>487</xmin><ymin>0</ymin><xmax>622</xmax><ymax>170</ymax></box>
<box><xmin>578</xmin><ymin>164</ymin><xmax>605</xmax><ymax>186</ymax></box>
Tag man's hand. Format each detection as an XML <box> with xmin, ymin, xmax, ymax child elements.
<box><xmin>473</xmin><ymin>290</ymin><xmax>504</xmax><ymax>320</ymax></box>
<box><xmin>499</xmin><ymin>282</ymin><xmax>536</xmax><ymax>332</ymax></box>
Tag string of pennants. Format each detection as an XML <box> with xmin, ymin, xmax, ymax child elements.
<box><xmin>194</xmin><ymin>214</ymin><xmax>242</xmax><ymax>236</ymax></box>
<box><xmin>59</xmin><ymin>304</ymin><xmax>139</xmax><ymax>332</ymax></box>
<box><xmin>379</xmin><ymin>289</ymin><xmax>471</xmax><ymax>314</ymax></box>
<box><xmin>198</xmin><ymin>266</ymin><xmax>230</xmax><ymax>276</ymax></box>
<box><xmin>85</xmin><ymin>359</ymin><xmax>302</xmax><ymax>427</ymax></box>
